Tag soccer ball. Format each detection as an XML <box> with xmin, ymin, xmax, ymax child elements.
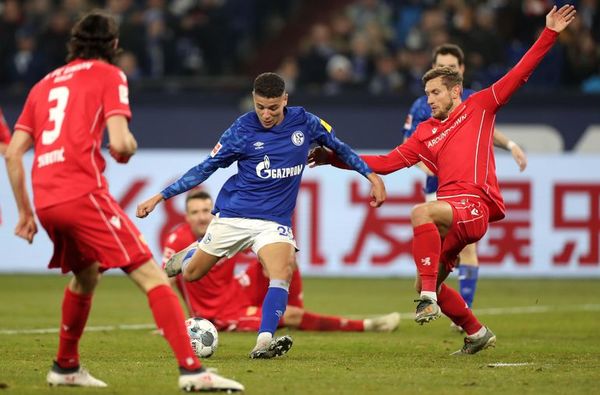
<box><xmin>185</xmin><ymin>317</ymin><xmax>219</xmax><ymax>358</ymax></box>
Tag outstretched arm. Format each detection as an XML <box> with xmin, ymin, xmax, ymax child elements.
<box><xmin>309</xmin><ymin>135</ymin><xmax>425</xmax><ymax>175</ymax></box>
<box><xmin>137</xmin><ymin>127</ymin><xmax>245</xmax><ymax>218</ymax></box>
<box><xmin>477</xmin><ymin>5</ymin><xmax>576</xmax><ymax>110</ymax></box>
<box><xmin>493</xmin><ymin>129</ymin><xmax>527</xmax><ymax>172</ymax></box>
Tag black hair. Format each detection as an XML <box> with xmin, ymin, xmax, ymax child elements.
<box><xmin>253</xmin><ymin>72</ymin><xmax>286</xmax><ymax>98</ymax></box>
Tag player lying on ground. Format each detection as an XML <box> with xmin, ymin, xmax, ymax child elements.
<box><xmin>137</xmin><ymin>72</ymin><xmax>386</xmax><ymax>359</ymax></box>
<box><xmin>163</xmin><ymin>190</ymin><xmax>401</xmax><ymax>333</ymax></box>
<box><xmin>4</xmin><ymin>10</ymin><xmax>242</xmax><ymax>392</ymax></box>
<box><xmin>309</xmin><ymin>5</ymin><xmax>576</xmax><ymax>355</ymax></box>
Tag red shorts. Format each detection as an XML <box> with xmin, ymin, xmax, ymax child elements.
<box><xmin>36</xmin><ymin>192</ymin><xmax>152</xmax><ymax>274</ymax></box>
<box><xmin>437</xmin><ymin>195</ymin><xmax>490</xmax><ymax>272</ymax></box>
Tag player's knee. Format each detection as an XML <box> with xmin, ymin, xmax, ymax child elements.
<box><xmin>459</xmin><ymin>244</ymin><xmax>478</xmax><ymax>264</ymax></box>
<box><xmin>411</xmin><ymin>204</ymin><xmax>432</xmax><ymax>226</ymax></box>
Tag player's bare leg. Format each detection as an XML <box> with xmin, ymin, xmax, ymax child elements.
<box><xmin>410</xmin><ymin>201</ymin><xmax>452</xmax><ymax>324</ymax></box>
<box><xmin>47</xmin><ymin>262</ymin><xmax>107</xmax><ymax>387</ymax></box>
<box><xmin>164</xmin><ymin>241</ymin><xmax>221</xmax><ymax>281</ymax></box>
<box><xmin>249</xmin><ymin>242</ymin><xmax>295</xmax><ymax>359</ymax></box>
<box><xmin>129</xmin><ymin>260</ymin><xmax>243</xmax><ymax>391</ymax></box>
<box><xmin>282</xmin><ymin>305</ymin><xmax>400</xmax><ymax>332</ymax></box>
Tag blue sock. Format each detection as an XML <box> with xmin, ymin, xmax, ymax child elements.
<box><xmin>258</xmin><ymin>280</ymin><xmax>289</xmax><ymax>335</ymax></box>
<box><xmin>458</xmin><ymin>265</ymin><xmax>479</xmax><ymax>308</ymax></box>
<box><xmin>180</xmin><ymin>248</ymin><xmax>196</xmax><ymax>273</ymax></box>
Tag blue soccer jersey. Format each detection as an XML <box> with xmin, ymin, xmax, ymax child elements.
<box><xmin>402</xmin><ymin>89</ymin><xmax>475</xmax><ymax>194</ymax></box>
<box><xmin>161</xmin><ymin>106</ymin><xmax>372</xmax><ymax>226</ymax></box>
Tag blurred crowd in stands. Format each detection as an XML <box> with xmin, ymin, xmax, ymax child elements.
<box><xmin>1</xmin><ymin>0</ymin><xmax>599</xmax><ymax>95</ymax></box>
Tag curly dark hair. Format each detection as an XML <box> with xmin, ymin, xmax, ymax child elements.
<box><xmin>66</xmin><ymin>10</ymin><xmax>120</xmax><ymax>64</ymax></box>
<box><xmin>253</xmin><ymin>72</ymin><xmax>286</xmax><ymax>98</ymax></box>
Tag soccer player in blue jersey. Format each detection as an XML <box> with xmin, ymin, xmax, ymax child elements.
<box><xmin>403</xmin><ymin>44</ymin><xmax>528</xmax><ymax>323</ymax></box>
<box><xmin>137</xmin><ymin>72</ymin><xmax>386</xmax><ymax>358</ymax></box>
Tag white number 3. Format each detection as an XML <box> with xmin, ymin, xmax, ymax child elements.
<box><xmin>42</xmin><ymin>86</ymin><xmax>69</xmax><ymax>145</ymax></box>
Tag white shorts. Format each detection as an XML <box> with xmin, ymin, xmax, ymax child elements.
<box><xmin>198</xmin><ymin>215</ymin><xmax>298</xmax><ymax>258</ymax></box>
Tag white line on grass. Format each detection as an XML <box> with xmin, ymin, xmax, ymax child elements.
<box><xmin>1</xmin><ymin>303</ymin><xmax>599</xmax><ymax>335</ymax></box>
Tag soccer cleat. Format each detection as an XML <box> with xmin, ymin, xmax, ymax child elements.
<box><xmin>165</xmin><ymin>243</ymin><xmax>197</xmax><ymax>277</ymax></box>
<box><xmin>46</xmin><ymin>365</ymin><xmax>108</xmax><ymax>388</ymax></box>
<box><xmin>367</xmin><ymin>312</ymin><xmax>401</xmax><ymax>332</ymax></box>
<box><xmin>450</xmin><ymin>322</ymin><xmax>465</xmax><ymax>334</ymax></box>
<box><xmin>179</xmin><ymin>369</ymin><xmax>244</xmax><ymax>392</ymax></box>
<box><xmin>249</xmin><ymin>335</ymin><xmax>293</xmax><ymax>359</ymax></box>
<box><xmin>451</xmin><ymin>327</ymin><xmax>496</xmax><ymax>355</ymax></box>
<box><xmin>414</xmin><ymin>296</ymin><xmax>442</xmax><ymax>325</ymax></box>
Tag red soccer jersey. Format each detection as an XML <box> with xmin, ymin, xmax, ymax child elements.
<box><xmin>162</xmin><ymin>224</ymin><xmax>250</xmax><ymax>320</ymax></box>
<box><xmin>350</xmin><ymin>28</ymin><xmax>559</xmax><ymax>222</ymax></box>
<box><xmin>15</xmin><ymin>59</ymin><xmax>131</xmax><ymax>209</ymax></box>
<box><xmin>0</xmin><ymin>108</ymin><xmax>11</xmax><ymax>144</ymax></box>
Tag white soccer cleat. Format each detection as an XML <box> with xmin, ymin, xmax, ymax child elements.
<box><xmin>46</xmin><ymin>367</ymin><xmax>108</xmax><ymax>388</ymax></box>
<box><xmin>366</xmin><ymin>312</ymin><xmax>401</xmax><ymax>332</ymax></box>
<box><xmin>165</xmin><ymin>242</ymin><xmax>198</xmax><ymax>277</ymax></box>
<box><xmin>249</xmin><ymin>335</ymin><xmax>293</xmax><ymax>359</ymax></box>
<box><xmin>178</xmin><ymin>369</ymin><xmax>244</xmax><ymax>392</ymax></box>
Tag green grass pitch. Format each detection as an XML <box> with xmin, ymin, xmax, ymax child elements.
<box><xmin>1</xmin><ymin>275</ymin><xmax>599</xmax><ymax>394</ymax></box>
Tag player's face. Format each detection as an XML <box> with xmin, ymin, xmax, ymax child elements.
<box><xmin>425</xmin><ymin>77</ymin><xmax>460</xmax><ymax>120</ymax></box>
<box><xmin>186</xmin><ymin>198</ymin><xmax>213</xmax><ymax>238</ymax></box>
<box><xmin>253</xmin><ymin>92</ymin><xmax>288</xmax><ymax>129</ymax></box>
<box><xmin>433</xmin><ymin>54</ymin><xmax>465</xmax><ymax>76</ymax></box>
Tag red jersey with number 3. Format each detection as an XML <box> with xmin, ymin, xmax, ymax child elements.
<box><xmin>15</xmin><ymin>59</ymin><xmax>131</xmax><ymax>209</ymax></box>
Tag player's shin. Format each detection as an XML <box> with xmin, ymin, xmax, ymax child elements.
<box><xmin>257</xmin><ymin>279</ymin><xmax>289</xmax><ymax>344</ymax></box>
<box><xmin>412</xmin><ymin>223</ymin><xmax>441</xmax><ymax>299</ymax></box>
<box><xmin>437</xmin><ymin>284</ymin><xmax>482</xmax><ymax>335</ymax></box>
<box><xmin>147</xmin><ymin>284</ymin><xmax>202</xmax><ymax>371</ymax></box>
<box><xmin>56</xmin><ymin>287</ymin><xmax>93</xmax><ymax>369</ymax></box>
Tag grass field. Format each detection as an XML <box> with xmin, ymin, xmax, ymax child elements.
<box><xmin>1</xmin><ymin>275</ymin><xmax>599</xmax><ymax>395</ymax></box>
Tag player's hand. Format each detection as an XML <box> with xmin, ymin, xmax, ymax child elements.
<box><xmin>136</xmin><ymin>193</ymin><xmax>164</xmax><ymax>218</ymax></box>
<box><xmin>367</xmin><ymin>173</ymin><xmax>386</xmax><ymax>208</ymax></box>
<box><xmin>15</xmin><ymin>213</ymin><xmax>37</xmax><ymax>244</ymax></box>
<box><xmin>307</xmin><ymin>146</ymin><xmax>333</xmax><ymax>168</ymax></box>
<box><xmin>109</xmin><ymin>145</ymin><xmax>133</xmax><ymax>164</ymax></box>
<box><xmin>546</xmin><ymin>5</ymin><xmax>576</xmax><ymax>33</ymax></box>
<box><xmin>510</xmin><ymin>143</ymin><xmax>527</xmax><ymax>172</ymax></box>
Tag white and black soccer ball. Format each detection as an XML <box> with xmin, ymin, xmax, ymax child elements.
<box><xmin>185</xmin><ymin>317</ymin><xmax>219</xmax><ymax>358</ymax></box>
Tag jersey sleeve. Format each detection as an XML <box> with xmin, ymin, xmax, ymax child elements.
<box><xmin>308</xmin><ymin>113</ymin><xmax>372</xmax><ymax>177</ymax></box>
<box><xmin>472</xmin><ymin>28</ymin><xmax>559</xmax><ymax>112</ymax></box>
<box><xmin>161</xmin><ymin>123</ymin><xmax>247</xmax><ymax>199</ymax></box>
<box><xmin>0</xmin><ymin>109</ymin><xmax>11</xmax><ymax>143</ymax></box>
<box><xmin>359</xmin><ymin>134</ymin><xmax>424</xmax><ymax>175</ymax></box>
<box><xmin>103</xmin><ymin>68</ymin><xmax>132</xmax><ymax>120</ymax></box>
<box><xmin>402</xmin><ymin>97</ymin><xmax>427</xmax><ymax>139</ymax></box>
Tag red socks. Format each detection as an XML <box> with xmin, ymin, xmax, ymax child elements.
<box><xmin>437</xmin><ymin>284</ymin><xmax>483</xmax><ymax>335</ymax></box>
<box><xmin>297</xmin><ymin>311</ymin><xmax>364</xmax><ymax>331</ymax></box>
<box><xmin>147</xmin><ymin>285</ymin><xmax>201</xmax><ymax>371</ymax></box>
<box><xmin>56</xmin><ymin>287</ymin><xmax>92</xmax><ymax>369</ymax></box>
<box><xmin>412</xmin><ymin>223</ymin><xmax>441</xmax><ymax>293</ymax></box>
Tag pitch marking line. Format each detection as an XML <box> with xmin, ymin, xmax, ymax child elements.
<box><xmin>1</xmin><ymin>304</ymin><xmax>599</xmax><ymax>335</ymax></box>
